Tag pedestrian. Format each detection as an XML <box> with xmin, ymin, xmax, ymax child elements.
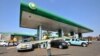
<box><xmin>46</xmin><ymin>40</ymin><xmax>52</xmax><ymax>56</ymax></box>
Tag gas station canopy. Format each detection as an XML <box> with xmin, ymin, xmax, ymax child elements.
<box><xmin>20</xmin><ymin>2</ymin><xmax>93</xmax><ymax>33</ymax></box>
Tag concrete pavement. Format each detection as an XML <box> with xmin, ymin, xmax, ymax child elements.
<box><xmin>0</xmin><ymin>41</ymin><xmax>100</xmax><ymax>56</ymax></box>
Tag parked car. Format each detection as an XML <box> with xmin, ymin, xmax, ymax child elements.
<box><xmin>0</xmin><ymin>40</ymin><xmax>8</xmax><ymax>46</ymax></box>
<box><xmin>64</xmin><ymin>38</ymin><xmax>88</xmax><ymax>47</ymax></box>
<box><xmin>16</xmin><ymin>40</ymin><xmax>34</xmax><ymax>52</ymax></box>
<box><xmin>50</xmin><ymin>40</ymin><xmax>69</xmax><ymax>49</ymax></box>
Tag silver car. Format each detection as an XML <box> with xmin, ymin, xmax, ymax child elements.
<box><xmin>0</xmin><ymin>40</ymin><xmax>8</xmax><ymax>46</ymax></box>
<box><xmin>16</xmin><ymin>40</ymin><xmax>33</xmax><ymax>52</ymax></box>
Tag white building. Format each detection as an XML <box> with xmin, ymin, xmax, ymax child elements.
<box><xmin>0</xmin><ymin>33</ymin><xmax>11</xmax><ymax>41</ymax></box>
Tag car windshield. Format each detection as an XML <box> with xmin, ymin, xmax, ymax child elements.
<box><xmin>23</xmin><ymin>40</ymin><xmax>30</xmax><ymax>42</ymax></box>
<box><xmin>4</xmin><ymin>41</ymin><xmax>7</xmax><ymax>43</ymax></box>
<box><xmin>65</xmin><ymin>39</ymin><xmax>70</xmax><ymax>41</ymax></box>
<box><xmin>20</xmin><ymin>40</ymin><xmax>30</xmax><ymax>43</ymax></box>
<box><xmin>0</xmin><ymin>40</ymin><xmax>7</xmax><ymax>42</ymax></box>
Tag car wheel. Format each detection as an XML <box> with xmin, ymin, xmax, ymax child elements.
<box><xmin>82</xmin><ymin>43</ymin><xmax>87</xmax><ymax>47</ymax></box>
<box><xmin>59</xmin><ymin>45</ymin><xmax>63</xmax><ymax>49</ymax></box>
<box><xmin>3</xmin><ymin>44</ymin><xmax>6</xmax><ymax>47</ymax></box>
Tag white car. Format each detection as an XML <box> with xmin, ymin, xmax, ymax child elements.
<box><xmin>16</xmin><ymin>40</ymin><xmax>33</xmax><ymax>52</ymax></box>
<box><xmin>0</xmin><ymin>40</ymin><xmax>8</xmax><ymax>46</ymax></box>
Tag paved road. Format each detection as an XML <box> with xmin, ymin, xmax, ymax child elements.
<box><xmin>0</xmin><ymin>46</ymin><xmax>7</xmax><ymax>55</ymax></box>
<box><xmin>0</xmin><ymin>41</ymin><xmax>100</xmax><ymax>56</ymax></box>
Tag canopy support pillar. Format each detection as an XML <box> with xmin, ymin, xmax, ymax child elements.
<box><xmin>70</xmin><ymin>31</ymin><xmax>74</xmax><ymax>36</ymax></box>
<box><xmin>37</xmin><ymin>25</ymin><xmax>42</xmax><ymax>40</ymax></box>
<box><xmin>70</xmin><ymin>31</ymin><xmax>75</xmax><ymax>38</ymax></box>
<box><xmin>78</xmin><ymin>33</ymin><xmax>82</xmax><ymax>39</ymax></box>
<box><xmin>58</xmin><ymin>29</ymin><xmax>64</xmax><ymax>37</ymax></box>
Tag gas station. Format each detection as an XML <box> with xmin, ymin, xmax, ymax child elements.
<box><xmin>20</xmin><ymin>2</ymin><xmax>93</xmax><ymax>40</ymax></box>
<box><xmin>19</xmin><ymin>1</ymin><xmax>94</xmax><ymax>56</ymax></box>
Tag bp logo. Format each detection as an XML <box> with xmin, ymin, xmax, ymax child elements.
<box><xmin>29</xmin><ymin>2</ymin><xmax>36</xmax><ymax>9</ymax></box>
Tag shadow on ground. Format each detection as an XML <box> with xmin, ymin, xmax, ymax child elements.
<box><xmin>51</xmin><ymin>54</ymin><xmax>71</xmax><ymax>56</ymax></box>
<box><xmin>17</xmin><ymin>49</ymin><xmax>34</xmax><ymax>52</ymax></box>
<box><xmin>39</xmin><ymin>54</ymin><xmax>71</xmax><ymax>56</ymax></box>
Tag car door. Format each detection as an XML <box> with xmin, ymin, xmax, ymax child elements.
<box><xmin>70</xmin><ymin>39</ymin><xmax>80</xmax><ymax>45</ymax></box>
<box><xmin>74</xmin><ymin>39</ymin><xmax>81</xmax><ymax>45</ymax></box>
<box><xmin>70</xmin><ymin>39</ymin><xmax>76</xmax><ymax>45</ymax></box>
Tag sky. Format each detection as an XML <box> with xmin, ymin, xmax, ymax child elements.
<box><xmin>0</xmin><ymin>0</ymin><xmax>100</xmax><ymax>37</ymax></box>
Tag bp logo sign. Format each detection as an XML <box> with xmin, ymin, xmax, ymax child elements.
<box><xmin>29</xmin><ymin>2</ymin><xmax>36</xmax><ymax>9</ymax></box>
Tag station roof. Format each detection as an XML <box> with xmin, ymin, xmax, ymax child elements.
<box><xmin>20</xmin><ymin>2</ymin><xmax>93</xmax><ymax>33</ymax></box>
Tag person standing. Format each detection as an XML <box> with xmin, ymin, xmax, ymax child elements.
<box><xmin>46</xmin><ymin>40</ymin><xmax>52</xmax><ymax>56</ymax></box>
